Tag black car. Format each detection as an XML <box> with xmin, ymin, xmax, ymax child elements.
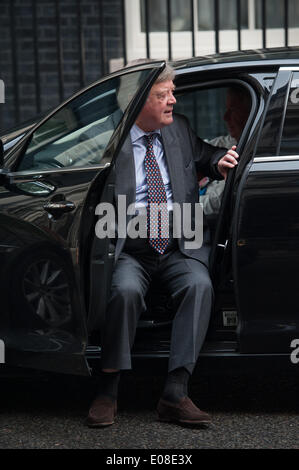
<box><xmin>1</xmin><ymin>47</ymin><xmax>299</xmax><ymax>376</ymax></box>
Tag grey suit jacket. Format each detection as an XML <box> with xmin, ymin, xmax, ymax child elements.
<box><xmin>113</xmin><ymin>113</ymin><xmax>226</xmax><ymax>267</ymax></box>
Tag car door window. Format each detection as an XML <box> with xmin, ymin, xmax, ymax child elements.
<box><xmin>175</xmin><ymin>84</ymin><xmax>251</xmax><ymax>147</ymax></box>
<box><xmin>17</xmin><ymin>70</ymin><xmax>151</xmax><ymax>171</ymax></box>
<box><xmin>175</xmin><ymin>82</ymin><xmax>252</xmax><ymax>221</ymax></box>
<box><xmin>254</xmin><ymin>69</ymin><xmax>291</xmax><ymax>157</ymax></box>
<box><xmin>175</xmin><ymin>87</ymin><xmax>228</xmax><ymax>140</ymax></box>
<box><xmin>279</xmin><ymin>71</ymin><xmax>299</xmax><ymax>156</ymax></box>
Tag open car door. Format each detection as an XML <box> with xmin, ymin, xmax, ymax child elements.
<box><xmin>0</xmin><ymin>62</ymin><xmax>166</xmax><ymax>375</ymax></box>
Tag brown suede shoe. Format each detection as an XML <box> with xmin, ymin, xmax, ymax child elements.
<box><xmin>85</xmin><ymin>395</ymin><xmax>117</xmax><ymax>427</ymax></box>
<box><xmin>157</xmin><ymin>396</ymin><xmax>211</xmax><ymax>426</ymax></box>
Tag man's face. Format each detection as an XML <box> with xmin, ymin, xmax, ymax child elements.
<box><xmin>224</xmin><ymin>92</ymin><xmax>250</xmax><ymax>141</ymax></box>
<box><xmin>136</xmin><ymin>80</ymin><xmax>176</xmax><ymax>132</ymax></box>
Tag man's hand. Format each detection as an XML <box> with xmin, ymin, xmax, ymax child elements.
<box><xmin>217</xmin><ymin>145</ymin><xmax>239</xmax><ymax>179</ymax></box>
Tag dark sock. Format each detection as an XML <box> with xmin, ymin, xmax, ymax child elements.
<box><xmin>161</xmin><ymin>367</ymin><xmax>190</xmax><ymax>403</ymax></box>
<box><xmin>95</xmin><ymin>371</ymin><xmax>120</xmax><ymax>400</ymax></box>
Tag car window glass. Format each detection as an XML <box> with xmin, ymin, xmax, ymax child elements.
<box><xmin>254</xmin><ymin>70</ymin><xmax>291</xmax><ymax>157</ymax></box>
<box><xmin>175</xmin><ymin>87</ymin><xmax>228</xmax><ymax>140</ymax></box>
<box><xmin>17</xmin><ymin>70</ymin><xmax>151</xmax><ymax>171</ymax></box>
<box><xmin>175</xmin><ymin>84</ymin><xmax>251</xmax><ymax>146</ymax></box>
<box><xmin>279</xmin><ymin>72</ymin><xmax>299</xmax><ymax>156</ymax></box>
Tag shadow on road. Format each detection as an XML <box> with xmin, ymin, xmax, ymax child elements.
<box><xmin>0</xmin><ymin>367</ymin><xmax>299</xmax><ymax>416</ymax></box>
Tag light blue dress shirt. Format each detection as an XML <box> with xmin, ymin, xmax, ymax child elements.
<box><xmin>130</xmin><ymin>124</ymin><xmax>173</xmax><ymax>210</ymax></box>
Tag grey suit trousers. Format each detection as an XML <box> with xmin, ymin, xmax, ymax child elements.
<box><xmin>100</xmin><ymin>237</ymin><xmax>214</xmax><ymax>374</ymax></box>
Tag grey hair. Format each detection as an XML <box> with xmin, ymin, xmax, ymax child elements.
<box><xmin>125</xmin><ymin>59</ymin><xmax>175</xmax><ymax>83</ymax></box>
<box><xmin>155</xmin><ymin>63</ymin><xmax>176</xmax><ymax>83</ymax></box>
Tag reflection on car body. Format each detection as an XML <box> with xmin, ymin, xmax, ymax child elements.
<box><xmin>0</xmin><ymin>48</ymin><xmax>299</xmax><ymax>377</ymax></box>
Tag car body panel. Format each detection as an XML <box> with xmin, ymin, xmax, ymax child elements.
<box><xmin>233</xmin><ymin>66</ymin><xmax>299</xmax><ymax>353</ymax></box>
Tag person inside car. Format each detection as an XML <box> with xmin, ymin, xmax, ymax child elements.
<box><xmin>85</xmin><ymin>64</ymin><xmax>239</xmax><ymax>428</ymax></box>
<box><xmin>199</xmin><ymin>85</ymin><xmax>251</xmax><ymax>215</ymax></box>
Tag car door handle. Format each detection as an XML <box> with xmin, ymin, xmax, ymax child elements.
<box><xmin>43</xmin><ymin>200</ymin><xmax>76</xmax><ymax>217</ymax></box>
<box><xmin>217</xmin><ymin>240</ymin><xmax>228</xmax><ymax>249</ymax></box>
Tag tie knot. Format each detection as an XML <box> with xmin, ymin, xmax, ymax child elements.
<box><xmin>145</xmin><ymin>133</ymin><xmax>155</xmax><ymax>146</ymax></box>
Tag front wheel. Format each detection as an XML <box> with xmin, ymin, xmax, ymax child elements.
<box><xmin>10</xmin><ymin>250</ymin><xmax>73</xmax><ymax>329</ymax></box>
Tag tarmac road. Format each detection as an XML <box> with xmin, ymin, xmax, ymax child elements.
<box><xmin>0</xmin><ymin>367</ymin><xmax>299</xmax><ymax>451</ymax></box>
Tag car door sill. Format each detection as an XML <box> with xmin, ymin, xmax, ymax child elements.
<box><xmin>85</xmin><ymin>340</ymin><xmax>239</xmax><ymax>360</ymax></box>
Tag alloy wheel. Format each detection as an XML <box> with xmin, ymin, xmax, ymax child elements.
<box><xmin>22</xmin><ymin>258</ymin><xmax>72</xmax><ymax>327</ymax></box>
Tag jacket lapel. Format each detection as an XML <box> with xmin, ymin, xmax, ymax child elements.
<box><xmin>115</xmin><ymin>134</ymin><xmax>136</xmax><ymax>209</ymax></box>
<box><xmin>161</xmin><ymin>125</ymin><xmax>185</xmax><ymax>205</ymax></box>
<box><xmin>114</xmin><ymin>135</ymin><xmax>136</xmax><ymax>260</ymax></box>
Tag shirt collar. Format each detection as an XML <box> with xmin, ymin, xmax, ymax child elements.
<box><xmin>130</xmin><ymin>124</ymin><xmax>161</xmax><ymax>144</ymax></box>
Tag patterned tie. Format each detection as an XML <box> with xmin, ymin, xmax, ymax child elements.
<box><xmin>144</xmin><ymin>134</ymin><xmax>169</xmax><ymax>254</ymax></box>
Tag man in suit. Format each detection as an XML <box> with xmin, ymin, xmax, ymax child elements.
<box><xmin>86</xmin><ymin>64</ymin><xmax>238</xmax><ymax>428</ymax></box>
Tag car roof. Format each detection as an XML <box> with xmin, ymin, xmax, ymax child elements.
<box><xmin>172</xmin><ymin>46</ymin><xmax>299</xmax><ymax>71</ymax></box>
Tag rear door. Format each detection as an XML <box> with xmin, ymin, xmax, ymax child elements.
<box><xmin>233</xmin><ymin>67</ymin><xmax>299</xmax><ymax>353</ymax></box>
<box><xmin>0</xmin><ymin>62</ymin><xmax>165</xmax><ymax>375</ymax></box>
